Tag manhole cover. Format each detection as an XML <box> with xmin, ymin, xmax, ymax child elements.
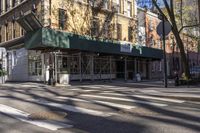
<box><xmin>28</xmin><ymin>111</ymin><xmax>67</xmax><ymax>121</ymax></box>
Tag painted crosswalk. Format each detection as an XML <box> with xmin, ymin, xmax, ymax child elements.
<box><xmin>57</xmin><ymin>96</ymin><xmax>136</xmax><ymax>110</ymax></box>
<box><xmin>80</xmin><ymin>94</ymin><xmax>168</xmax><ymax>107</ymax></box>
<box><xmin>99</xmin><ymin>93</ymin><xmax>185</xmax><ymax>103</ymax></box>
<box><xmin>34</xmin><ymin>99</ymin><xmax>116</xmax><ymax>117</ymax></box>
<box><xmin>0</xmin><ymin>104</ymin><xmax>72</xmax><ymax>131</ymax></box>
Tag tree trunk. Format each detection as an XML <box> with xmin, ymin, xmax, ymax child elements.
<box><xmin>172</xmin><ymin>27</ymin><xmax>191</xmax><ymax>79</ymax></box>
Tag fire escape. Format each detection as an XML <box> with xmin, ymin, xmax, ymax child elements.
<box><xmin>89</xmin><ymin>0</ymin><xmax>117</xmax><ymax>39</ymax></box>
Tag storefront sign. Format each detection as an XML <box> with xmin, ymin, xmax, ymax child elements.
<box><xmin>120</xmin><ymin>43</ymin><xmax>132</xmax><ymax>53</ymax></box>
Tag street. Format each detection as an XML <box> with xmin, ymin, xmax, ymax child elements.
<box><xmin>0</xmin><ymin>81</ymin><xmax>200</xmax><ymax>133</ymax></box>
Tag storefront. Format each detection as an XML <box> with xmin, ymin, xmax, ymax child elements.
<box><xmin>21</xmin><ymin>28</ymin><xmax>163</xmax><ymax>84</ymax></box>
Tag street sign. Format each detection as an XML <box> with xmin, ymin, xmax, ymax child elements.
<box><xmin>156</xmin><ymin>21</ymin><xmax>171</xmax><ymax>37</ymax></box>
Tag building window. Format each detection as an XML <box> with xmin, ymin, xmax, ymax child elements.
<box><xmin>0</xmin><ymin>27</ymin><xmax>2</xmax><ymax>43</ymax></box>
<box><xmin>12</xmin><ymin>0</ymin><xmax>17</xmax><ymax>7</ymax></box>
<box><xmin>58</xmin><ymin>8</ymin><xmax>67</xmax><ymax>30</ymax></box>
<box><xmin>152</xmin><ymin>62</ymin><xmax>156</xmax><ymax>72</ymax></box>
<box><xmin>5</xmin><ymin>24</ymin><xmax>8</xmax><ymax>41</ymax></box>
<box><xmin>12</xmin><ymin>21</ymin><xmax>16</xmax><ymax>39</ymax></box>
<box><xmin>148</xmin><ymin>19</ymin><xmax>154</xmax><ymax>31</ymax></box>
<box><xmin>28</xmin><ymin>52</ymin><xmax>42</xmax><ymax>76</ymax></box>
<box><xmin>117</xmin><ymin>23</ymin><xmax>122</xmax><ymax>40</ymax></box>
<box><xmin>128</xmin><ymin>26</ymin><xmax>133</xmax><ymax>42</ymax></box>
<box><xmin>91</xmin><ymin>17</ymin><xmax>100</xmax><ymax>37</ymax></box>
<box><xmin>104</xmin><ymin>0</ymin><xmax>109</xmax><ymax>9</ymax></box>
<box><xmin>127</xmin><ymin>1</ymin><xmax>132</xmax><ymax>17</ymax></box>
<box><xmin>116</xmin><ymin>0</ymin><xmax>121</xmax><ymax>13</ymax></box>
<box><xmin>0</xmin><ymin>0</ymin><xmax>2</xmax><ymax>15</ymax></box>
<box><xmin>103</xmin><ymin>21</ymin><xmax>110</xmax><ymax>38</ymax></box>
<box><xmin>70</xmin><ymin>56</ymin><xmax>79</xmax><ymax>74</ymax></box>
<box><xmin>20</xmin><ymin>27</ymin><xmax>24</xmax><ymax>36</ymax></box>
<box><xmin>159</xmin><ymin>61</ymin><xmax>162</xmax><ymax>72</ymax></box>
<box><xmin>13</xmin><ymin>51</ymin><xmax>17</xmax><ymax>65</ymax></box>
<box><xmin>175</xmin><ymin>2</ymin><xmax>181</xmax><ymax>13</ymax></box>
<box><xmin>5</xmin><ymin>0</ymin><xmax>10</xmax><ymax>11</ymax></box>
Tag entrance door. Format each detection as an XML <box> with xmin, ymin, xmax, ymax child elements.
<box><xmin>116</xmin><ymin>60</ymin><xmax>125</xmax><ymax>79</ymax></box>
<box><xmin>127</xmin><ymin>60</ymin><xmax>135</xmax><ymax>80</ymax></box>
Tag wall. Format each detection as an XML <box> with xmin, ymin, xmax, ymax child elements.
<box><xmin>48</xmin><ymin>0</ymin><xmax>137</xmax><ymax>43</ymax></box>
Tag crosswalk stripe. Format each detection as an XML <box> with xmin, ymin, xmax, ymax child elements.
<box><xmin>35</xmin><ymin>100</ymin><xmax>116</xmax><ymax>117</ymax></box>
<box><xmin>0</xmin><ymin>104</ymin><xmax>72</xmax><ymax>131</ymax></box>
<box><xmin>99</xmin><ymin>93</ymin><xmax>185</xmax><ymax>103</ymax></box>
<box><xmin>57</xmin><ymin>96</ymin><xmax>136</xmax><ymax>110</ymax></box>
<box><xmin>81</xmin><ymin>94</ymin><xmax>168</xmax><ymax>107</ymax></box>
<box><xmin>93</xmin><ymin>100</ymin><xmax>136</xmax><ymax>110</ymax></box>
<box><xmin>57</xmin><ymin>96</ymin><xmax>90</xmax><ymax>103</ymax></box>
<box><xmin>131</xmin><ymin>95</ymin><xmax>185</xmax><ymax>103</ymax></box>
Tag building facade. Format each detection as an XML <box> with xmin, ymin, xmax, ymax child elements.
<box><xmin>138</xmin><ymin>6</ymin><xmax>200</xmax><ymax>79</ymax></box>
<box><xmin>0</xmin><ymin>0</ymin><xmax>163</xmax><ymax>83</ymax></box>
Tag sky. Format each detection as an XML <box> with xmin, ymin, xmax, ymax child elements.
<box><xmin>137</xmin><ymin>0</ymin><xmax>168</xmax><ymax>8</ymax></box>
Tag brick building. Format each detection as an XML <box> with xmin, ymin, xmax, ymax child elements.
<box><xmin>0</xmin><ymin>0</ymin><xmax>163</xmax><ymax>83</ymax></box>
<box><xmin>137</xmin><ymin>7</ymin><xmax>200</xmax><ymax>78</ymax></box>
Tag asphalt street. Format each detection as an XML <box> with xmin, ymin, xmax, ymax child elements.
<box><xmin>0</xmin><ymin>81</ymin><xmax>200</xmax><ymax>133</ymax></box>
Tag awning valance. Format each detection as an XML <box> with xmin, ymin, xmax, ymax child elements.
<box><xmin>25</xmin><ymin>28</ymin><xmax>163</xmax><ymax>59</ymax></box>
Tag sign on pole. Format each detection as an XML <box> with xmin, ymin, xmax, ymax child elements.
<box><xmin>156</xmin><ymin>21</ymin><xmax>171</xmax><ymax>37</ymax></box>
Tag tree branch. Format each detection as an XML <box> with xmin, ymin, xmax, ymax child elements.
<box><xmin>152</xmin><ymin>0</ymin><xmax>169</xmax><ymax>21</ymax></box>
<box><xmin>178</xmin><ymin>23</ymin><xmax>200</xmax><ymax>33</ymax></box>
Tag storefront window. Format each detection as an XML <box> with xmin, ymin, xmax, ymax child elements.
<box><xmin>28</xmin><ymin>52</ymin><xmax>42</xmax><ymax>76</ymax></box>
<box><xmin>70</xmin><ymin>56</ymin><xmax>80</xmax><ymax>74</ymax></box>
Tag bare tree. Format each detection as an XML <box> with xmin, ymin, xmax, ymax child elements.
<box><xmin>152</xmin><ymin>0</ymin><xmax>200</xmax><ymax>79</ymax></box>
<box><xmin>51</xmin><ymin>0</ymin><xmax>117</xmax><ymax>39</ymax></box>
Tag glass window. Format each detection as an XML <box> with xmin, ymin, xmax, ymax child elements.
<box><xmin>0</xmin><ymin>27</ymin><xmax>1</xmax><ymax>43</ymax></box>
<box><xmin>5</xmin><ymin>0</ymin><xmax>10</xmax><ymax>11</ymax></box>
<box><xmin>12</xmin><ymin>21</ymin><xmax>16</xmax><ymax>39</ymax></box>
<box><xmin>127</xmin><ymin>1</ymin><xmax>132</xmax><ymax>17</ymax></box>
<box><xmin>128</xmin><ymin>26</ymin><xmax>133</xmax><ymax>42</ymax></box>
<box><xmin>5</xmin><ymin>24</ymin><xmax>8</xmax><ymax>41</ymax></box>
<box><xmin>0</xmin><ymin>0</ymin><xmax>2</xmax><ymax>14</ymax></box>
<box><xmin>104</xmin><ymin>0</ymin><xmax>109</xmax><ymax>9</ymax></box>
<box><xmin>70</xmin><ymin>56</ymin><xmax>80</xmax><ymax>74</ymax></box>
<box><xmin>58</xmin><ymin>8</ymin><xmax>67</xmax><ymax>30</ymax></box>
<box><xmin>12</xmin><ymin>0</ymin><xmax>17</xmax><ymax>7</ymax></box>
<box><xmin>117</xmin><ymin>23</ymin><xmax>122</xmax><ymax>40</ymax></box>
<box><xmin>28</xmin><ymin>52</ymin><xmax>42</xmax><ymax>76</ymax></box>
<box><xmin>116</xmin><ymin>0</ymin><xmax>121</xmax><ymax>13</ymax></box>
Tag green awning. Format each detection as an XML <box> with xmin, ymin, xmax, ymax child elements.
<box><xmin>25</xmin><ymin>28</ymin><xmax>163</xmax><ymax>59</ymax></box>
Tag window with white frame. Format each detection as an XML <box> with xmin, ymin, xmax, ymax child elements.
<box><xmin>12</xmin><ymin>21</ymin><xmax>16</xmax><ymax>39</ymax></box>
<box><xmin>116</xmin><ymin>0</ymin><xmax>121</xmax><ymax>13</ymax></box>
<box><xmin>5</xmin><ymin>24</ymin><xmax>8</xmax><ymax>41</ymax></box>
<box><xmin>12</xmin><ymin>0</ymin><xmax>17</xmax><ymax>7</ymax></box>
<box><xmin>0</xmin><ymin>26</ymin><xmax>1</xmax><ymax>43</ymax></box>
<box><xmin>5</xmin><ymin>0</ymin><xmax>10</xmax><ymax>11</ymax></box>
<box><xmin>104</xmin><ymin>0</ymin><xmax>109</xmax><ymax>9</ymax></box>
<box><xmin>0</xmin><ymin>0</ymin><xmax>2</xmax><ymax>14</ymax></box>
<box><xmin>127</xmin><ymin>1</ymin><xmax>132</xmax><ymax>17</ymax></box>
